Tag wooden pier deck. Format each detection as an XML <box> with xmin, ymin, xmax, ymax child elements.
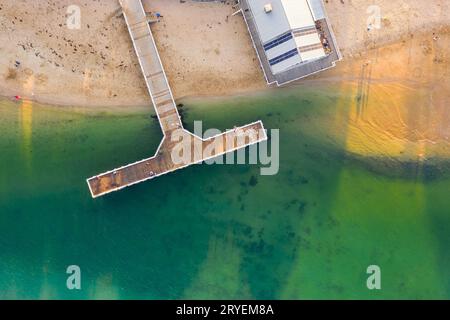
<box><xmin>87</xmin><ymin>0</ymin><xmax>267</xmax><ymax>198</ymax></box>
<box><xmin>120</xmin><ymin>0</ymin><xmax>181</xmax><ymax>134</ymax></box>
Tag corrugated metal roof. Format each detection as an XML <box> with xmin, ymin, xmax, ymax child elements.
<box><xmin>248</xmin><ymin>0</ymin><xmax>291</xmax><ymax>43</ymax></box>
<box><xmin>248</xmin><ymin>0</ymin><xmax>317</xmax><ymax>43</ymax></box>
<box><xmin>294</xmin><ymin>32</ymin><xmax>321</xmax><ymax>47</ymax></box>
<box><xmin>271</xmin><ymin>54</ymin><xmax>302</xmax><ymax>74</ymax></box>
<box><xmin>247</xmin><ymin>0</ymin><xmax>327</xmax><ymax>75</ymax></box>
<box><xmin>265</xmin><ymin>37</ymin><xmax>297</xmax><ymax>60</ymax></box>
<box><xmin>307</xmin><ymin>0</ymin><xmax>326</xmax><ymax>20</ymax></box>
<box><xmin>299</xmin><ymin>47</ymin><xmax>326</xmax><ymax>62</ymax></box>
<box><xmin>281</xmin><ymin>0</ymin><xmax>315</xmax><ymax>30</ymax></box>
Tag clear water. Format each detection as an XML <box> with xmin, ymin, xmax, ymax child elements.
<box><xmin>0</xmin><ymin>85</ymin><xmax>449</xmax><ymax>299</ymax></box>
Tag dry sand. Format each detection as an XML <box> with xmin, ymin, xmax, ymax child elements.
<box><xmin>0</xmin><ymin>0</ymin><xmax>447</xmax><ymax>105</ymax></box>
<box><xmin>0</xmin><ymin>0</ymin><xmax>266</xmax><ymax>106</ymax></box>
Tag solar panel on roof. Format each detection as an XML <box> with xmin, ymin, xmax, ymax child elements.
<box><xmin>269</xmin><ymin>48</ymin><xmax>299</xmax><ymax>66</ymax></box>
<box><xmin>263</xmin><ymin>32</ymin><xmax>293</xmax><ymax>51</ymax></box>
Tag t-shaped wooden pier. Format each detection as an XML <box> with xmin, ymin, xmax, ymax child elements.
<box><xmin>86</xmin><ymin>0</ymin><xmax>267</xmax><ymax>198</ymax></box>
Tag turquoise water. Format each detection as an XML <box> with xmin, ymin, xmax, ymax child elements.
<box><xmin>0</xmin><ymin>86</ymin><xmax>449</xmax><ymax>299</ymax></box>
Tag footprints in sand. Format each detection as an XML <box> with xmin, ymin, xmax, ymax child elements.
<box><xmin>1</xmin><ymin>0</ymin><xmax>141</xmax><ymax>101</ymax></box>
<box><xmin>3</xmin><ymin>65</ymin><xmax>47</xmax><ymax>88</ymax></box>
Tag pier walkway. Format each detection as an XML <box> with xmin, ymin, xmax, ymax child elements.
<box><xmin>87</xmin><ymin>0</ymin><xmax>266</xmax><ymax>198</ymax></box>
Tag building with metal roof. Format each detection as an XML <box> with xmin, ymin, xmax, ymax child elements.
<box><xmin>239</xmin><ymin>0</ymin><xmax>341</xmax><ymax>86</ymax></box>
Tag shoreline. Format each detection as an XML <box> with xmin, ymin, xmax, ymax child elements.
<box><xmin>1</xmin><ymin>0</ymin><xmax>448</xmax><ymax>109</ymax></box>
<box><xmin>0</xmin><ymin>61</ymin><xmax>442</xmax><ymax>110</ymax></box>
<box><xmin>1</xmin><ymin>0</ymin><xmax>449</xmax><ymax>166</ymax></box>
<box><xmin>1</xmin><ymin>23</ymin><xmax>448</xmax><ymax>108</ymax></box>
<box><xmin>3</xmin><ymin>90</ymin><xmax>450</xmax><ymax>181</ymax></box>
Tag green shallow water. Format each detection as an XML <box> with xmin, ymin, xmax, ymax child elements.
<box><xmin>0</xmin><ymin>86</ymin><xmax>449</xmax><ymax>299</ymax></box>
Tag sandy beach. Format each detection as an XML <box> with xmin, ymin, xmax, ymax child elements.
<box><xmin>0</xmin><ymin>0</ymin><xmax>447</xmax><ymax>104</ymax></box>
<box><xmin>0</xmin><ymin>0</ymin><xmax>266</xmax><ymax>106</ymax></box>
<box><xmin>0</xmin><ymin>0</ymin><xmax>449</xmax><ymax>160</ymax></box>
